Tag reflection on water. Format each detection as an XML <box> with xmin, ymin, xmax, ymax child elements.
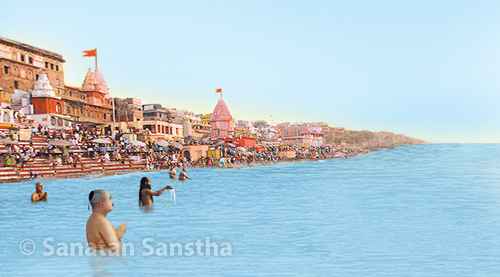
<box><xmin>88</xmin><ymin>255</ymin><xmax>128</xmax><ymax>277</ymax></box>
<box><xmin>140</xmin><ymin>205</ymin><xmax>154</xmax><ymax>214</ymax></box>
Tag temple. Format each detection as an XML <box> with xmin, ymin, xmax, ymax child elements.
<box><xmin>0</xmin><ymin>36</ymin><xmax>113</xmax><ymax>129</ymax></box>
<box><xmin>210</xmin><ymin>95</ymin><xmax>234</xmax><ymax>138</ymax></box>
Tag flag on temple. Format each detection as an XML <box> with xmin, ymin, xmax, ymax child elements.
<box><xmin>215</xmin><ymin>88</ymin><xmax>222</xmax><ymax>93</ymax></box>
<box><xmin>83</xmin><ymin>49</ymin><xmax>97</xmax><ymax>57</ymax></box>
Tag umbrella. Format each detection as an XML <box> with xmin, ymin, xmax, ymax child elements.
<box><xmin>215</xmin><ymin>140</ymin><xmax>224</xmax><ymax>146</ymax></box>
<box><xmin>49</xmin><ymin>140</ymin><xmax>71</xmax><ymax>147</ymax></box>
<box><xmin>227</xmin><ymin>143</ymin><xmax>236</xmax><ymax>148</ymax></box>
<box><xmin>185</xmin><ymin>135</ymin><xmax>198</xmax><ymax>141</ymax></box>
<box><xmin>92</xmin><ymin>138</ymin><xmax>111</xmax><ymax>144</ymax></box>
<box><xmin>157</xmin><ymin>140</ymin><xmax>170</xmax><ymax>147</ymax></box>
<box><xmin>131</xmin><ymin>140</ymin><xmax>146</xmax><ymax>147</ymax></box>
<box><xmin>237</xmin><ymin>147</ymin><xmax>246</xmax><ymax>152</ymax></box>
<box><xmin>0</xmin><ymin>138</ymin><xmax>18</xmax><ymax>144</ymax></box>
<box><xmin>240</xmin><ymin>151</ymin><xmax>252</xmax><ymax>156</ymax></box>
<box><xmin>202</xmin><ymin>138</ymin><xmax>211</xmax><ymax>144</ymax></box>
<box><xmin>172</xmin><ymin>142</ymin><xmax>183</xmax><ymax>150</ymax></box>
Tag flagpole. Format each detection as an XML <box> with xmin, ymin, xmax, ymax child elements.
<box><xmin>95</xmin><ymin>48</ymin><xmax>98</xmax><ymax>71</ymax></box>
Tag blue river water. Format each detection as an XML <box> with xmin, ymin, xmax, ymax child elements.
<box><xmin>1</xmin><ymin>143</ymin><xmax>500</xmax><ymax>276</ymax></box>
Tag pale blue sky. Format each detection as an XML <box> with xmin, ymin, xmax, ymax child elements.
<box><xmin>2</xmin><ymin>0</ymin><xmax>499</xmax><ymax>143</ymax></box>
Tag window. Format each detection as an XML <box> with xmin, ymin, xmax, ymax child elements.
<box><xmin>56</xmin><ymin>103</ymin><xmax>61</xmax><ymax>113</ymax></box>
<box><xmin>20</xmin><ymin>54</ymin><xmax>25</xmax><ymax>62</ymax></box>
<box><xmin>51</xmin><ymin>117</ymin><xmax>56</xmax><ymax>125</ymax></box>
<box><xmin>3</xmin><ymin>66</ymin><xmax>9</xmax><ymax>74</ymax></box>
<box><xmin>14</xmin><ymin>81</ymin><xmax>18</xmax><ymax>89</ymax></box>
<box><xmin>57</xmin><ymin>118</ymin><xmax>63</xmax><ymax>126</ymax></box>
<box><xmin>66</xmin><ymin>107</ymin><xmax>70</xmax><ymax>114</ymax></box>
<box><xmin>45</xmin><ymin>62</ymin><xmax>48</xmax><ymax>68</ymax></box>
<box><xmin>56</xmin><ymin>79</ymin><xmax>60</xmax><ymax>86</ymax></box>
<box><xmin>29</xmin><ymin>57</ymin><xmax>33</xmax><ymax>64</ymax></box>
<box><xmin>50</xmin><ymin>64</ymin><xmax>54</xmax><ymax>70</ymax></box>
<box><xmin>35</xmin><ymin>74</ymin><xmax>39</xmax><ymax>80</ymax></box>
<box><xmin>56</xmin><ymin>65</ymin><xmax>59</xmax><ymax>71</ymax></box>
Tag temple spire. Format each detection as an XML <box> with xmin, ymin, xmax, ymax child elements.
<box><xmin>82</xmin><ymin>67</ymin><xmax>97</xmax><ymax>91</ymax></box>
<box><xmin>32</xmin><ymin>71</ymin><xmax>57</xmax><ymax>98</ymax></box>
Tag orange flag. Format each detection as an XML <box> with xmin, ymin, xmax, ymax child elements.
<box><xmin>215</xmin><ymin>88</ymin><xmax>222</xmax><ymax>93</ymax></box>
<box><xmin>83</xmin><ymin>49</ymin><xmax>97</xmax><ymax>57</ymax></box>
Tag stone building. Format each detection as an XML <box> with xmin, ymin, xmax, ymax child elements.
<box><xmin>12</xmin><ymin>71</ymin><xmax>73</xmax><ymax>129</ymax></box>
<box><xmin>57</xmin><ymin>68</ymin><xmax>113</xmax><ymax>124</ymax></box>
<box><xmin>0</xmin><ymin>36</ymin><xmax>65</xmax><ymax>104</ymax></box>
<box><xmin>275</xmin><ymin>123</ymin><xmax>324</xmax><ymax>147</ymax></box>
<box><xmin>115</xmin><ymin>97</ymin><xmax>143</xmax><ymax>122</ymax></box>
<box><xmin>142</xmin><ymin>104</ymin><xmax>173</xmax><ymax>122</ymax></box>
<box><xmin>1</xmin><ymin>37</ymin><xmax>113</xmax><ymax>126</ymax></box>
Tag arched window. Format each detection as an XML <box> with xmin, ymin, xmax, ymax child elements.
<box><xmin>56</xmin><ymin>103</ymin><xmax>61</xmax><ymax>113</ymax></box>
<box><xmin>51</xmin><ymin>117</ymin><xmax>56</xmax><ymax>125</ymax></box>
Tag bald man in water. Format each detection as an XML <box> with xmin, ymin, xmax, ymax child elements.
<box><xmin>178</xmin><ymin>168</ymin><xmax>192</xmax><ymax>181</ymax></box>
<box><xmin>31</xmin><ymin>182</ymin><xmax>47</xmax><ymax>202</ymax></box>
<box><xmin>86</xmin><ymin>190</ymin><xmax>127</xmax><ymax>253</ymax></box>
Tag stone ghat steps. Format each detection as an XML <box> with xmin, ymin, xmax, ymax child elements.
<box><xmin>0</xmin><ymin>135</ymin><xmax>149</xmax><ymax>182</ymax></box>
<box><xmin>0</xmin><ymin>135</ymin><xmax>50</xmax><ymax>152</ymax></box>
<box><xmin>0</xmin><ymin>160</ymin><xmax>146</xmax><ymax>182</ymax></box>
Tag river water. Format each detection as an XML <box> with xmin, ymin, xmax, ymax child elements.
<box><xmin>1</xmin><ymin>143</ymin><xmax>500</xmax><ymax>276</ymax></box>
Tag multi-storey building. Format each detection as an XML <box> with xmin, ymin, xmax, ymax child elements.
<box><xmin>0</xmin><ymin>36</ymin><xmax>65</xmax><ymax>104</ymax></box>
<box><xmin>1</xmin><ymin>37</ymin><xmax>113</xmax><ymax>127</ymax></box>
<box><xmin>115</xmin><ymin>97</ymin><xmax>143</xmax><ymax>122</ymax></box>
<box><xmin>142</xmin><ymin>104</ymin><xmax>173</xmax><ymax>122</ymax></box>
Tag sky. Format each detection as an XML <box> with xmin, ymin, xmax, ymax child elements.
<box><xmin>1</xmin><ymin>0</ymin><xmax>499</xmax><ymax>143</ymax></box>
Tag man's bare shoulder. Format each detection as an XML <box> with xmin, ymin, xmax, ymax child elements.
<box><xmin>87</xmin><ymin>213</ymin><xmax>111</xmax><ymax>227</ymax></box>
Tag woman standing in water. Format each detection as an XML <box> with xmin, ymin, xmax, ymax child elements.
<box><xmin>139</xmin><ymin>177</ymin><xmax>173</xmax><ymax>206</ymax></box>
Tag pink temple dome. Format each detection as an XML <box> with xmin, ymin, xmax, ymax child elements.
<box><xmin>211</xmin><ymin>97</ymin><xmax>232</xmax><ymax>121</ymax></box>
<box><xmin>93</xmin><ymin>69</ymin><xmax>109</xmax><ymax>95</ymax></box>
<box><xmin>210</xmin><ymin>96</ymin><xmax>234</xmax><ymax>138</ymax></box>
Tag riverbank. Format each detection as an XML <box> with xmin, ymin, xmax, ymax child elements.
<box><xmin>0</xmin><ymin>146</ymin><xmax>369</xmax><ymax>183</ymax></box>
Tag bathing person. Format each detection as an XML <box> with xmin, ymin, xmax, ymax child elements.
<box><xmin>31</xmin><ymin>182</ymin><xmax>47</xmax><ymax>202</ymax></box>
<box><xmin>139</xmin><ymin>177</ymin><xmax>174</xmax><ymax>206</ymax></box>
<box><xmin>86</xmin><ymin>190</ymin><xmax>127</xmax><ymax>252</ymax></box>
<box><xmin>169</xmin><ymin>166</ymin><xmax>176</xmax><ymax>179</ymax></box>
<box><xmin>178</xmin><ymin>168</ymin><xmax>192</xmax><ymax>181</ymax></box>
